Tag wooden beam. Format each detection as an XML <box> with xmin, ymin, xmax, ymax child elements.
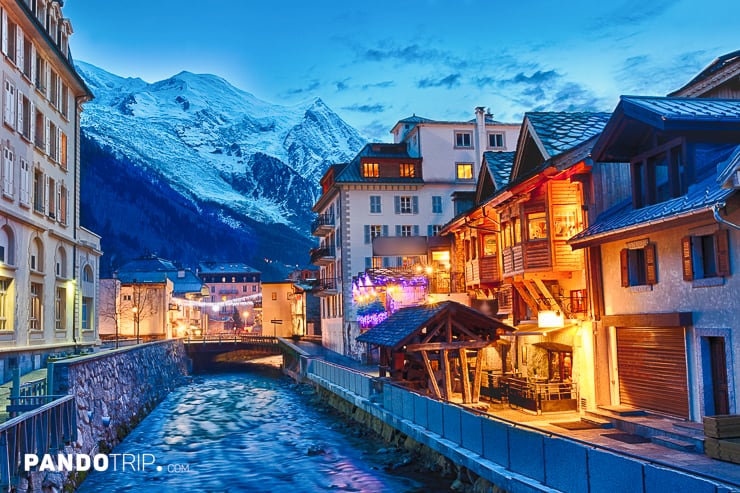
<box><xmin>472</xmin><ymin>349</ymin><xmax>484</xmax><ymax>403</ymax></box>
<box><xmin>422</xmin><ymin>320</ymin><xmax>444</xmax><ymax>343</ymax></box>
<box><xmin>406</xmin><ymin>341</ymin><xmax>496</xmax><ymax>352</ymax></box>
<box><xmin>459</xmin><ymin>349</ymin><xmax>472</xmax><ymax>404</ymax></box>
<box><xmin>514</xmin><ymin>281</ymin><xmax>540</xmax><ymax>316</ymax></box>
<box><xmin>442</xmin><ymin>349</ymin><xmax>452</xmax><ymax>400</ymax></box>
<box><xmin>449</xmin><ymin>319</ymin><xmax>483</xmax><ymax>341</ymax></box>
<box><xmin>421</xmin><ymin>350</ymin><xmax>442</xmax><ymax>399</ymax></box>
<box><xmin>533</xmin><ymin>277</ymin><xmax>564</xmax><ymax>313</ymax></box>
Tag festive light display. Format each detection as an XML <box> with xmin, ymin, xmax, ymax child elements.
<box><xmin>352</xmin><ymin>271</ymin><xmax>429</xmax><ymax>328</ymax></box>
<box><xmin>171</xmin><ymin>293</ymin><xmax>261</xmax><ymax>311</ymax></box>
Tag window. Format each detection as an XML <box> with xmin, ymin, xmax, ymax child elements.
<box><xmin>620</xmin><ymin>242</ymin><xmax>657</xmax><ymax>287</ymax></box>
<box><xmin>49</xmin><ymin>121</ymin><xmax>58</xmax><ymax>161</ymax></box>
<box><xmin>455</xmin><ymin>131</ymin><xmax>472</xmax><ymax>148</ymax></box>
<box><xmin>4</xmin><ymin>80</ymin><xmax>16</xmax><ymax>128</ymax></box>
<box><xmin>34</xmin><ymin>108</ymin><xmax>45</xmax><ymax>150</ymax></box>
<box><xmin>35</xmin><ymin>54</ymin><xmax>46</xmax><ymax>93</ymax></box>
<box><xmin>2</xmin><ymin>147</ymin><xmax>14</xmax><ymax>198</ymax></box>
<box><xmin>432</xmin><ymin>196</ymin><xmax>442</xmax><ymax>214</ymax></box>
<box><xmin>22</xmin><ymin>35</ymin><xmax>32</xmax><ymax>80</ymax></box>
<box><xmin>488</xmin><ymin>132</ymin><xmax>505</xmax><ymax>149</ymax></box>
<box><xmin>456</xmin><ymin>163</ymin><xmax>473</xmax><ymax>180</ymax></box>
<box><xmin>242</xmin><ymin>285</ymin><xmax>247</xmax><ymax>293</ymax></box>
<box><xmin>0</xmin><ymin>279</ymin><xmax>10</xmax><ymax>331</ymax></box>
<box><xmin>369</xmin><ymin>195</ymin><xmax>381</xmax><ymax>214</ymax></box>
<box><xmin>55</xmin><ymin>286</ymin><xmax>66</xmax><ymax>330</ymax></box>
<box><xmin>252</xmin><ymin>285</ymin><xmax>257</xmax><ymax>292</ymax></box>
<box><xmin>58</xmin><ymin>183</ymin><xmax>67</xmax><ymax>224</ymax></box>
<box><xmin>271</xmin><ymin>292</ymin><xmax>277</xmax><ymax>301</ymax></box>
<box><xmin>395</xmin><ymin>195</ymin><xmax>418</xmax><ymax>214</ymax></box>
<box><xmin>362</xmin><ymin>162</ymin><xmax>379</xmax><ymax>178</ymax></box>
<box><xmin>399</xmin><ymin>225</ymin><xmax>413</xmax><ymax>237</ymax></box>
<box><xmin>60</xmin><ymin>132</ymin><xmax>67</xmax><ymax>169</ymax></box>
<box><xmin>83</xmin><ymin>265</ymin><xmax>94</xmax><ymax>282</ymax></box>
<box><xmin>47</xmin><ymin>177</ymin><xmax>55</xmax><ymax>219</ymax></box>
<box><xmin>33</xmin><ymin>169</ymin><xmax>44</xmax><ymax>213</ymax></box>
<box><xmin>6</xmin><ymin>20</ymin><xmax>17</xmax><ymax>64</ymax></box>
<box><xmin>60</xmin><ymin>83</ymin><xmax>69</xmax><ymax>119</ymax></box>
<box><xmin>526</xmin><ymin>211</ymin><xmax>548</xmax><ymax>240</ymax></box>
<box><xmin>19</xmin><ymin>93</ymin><xmax>31</xmax><ymax>139</ymax></box>
<box><xmin>631</xmin><ymin>139</ymin><xmax>685</xmax><ymax>208</ymax></box>
<box><xmin>82</xmin><ymin>297</ymin><xmax>93</xmax><ymax>331</ymax></box>
<box><xmin>483</xmin><ymin>235</ymin><xmax>497</xmax><ymax>256</ymax></box>
<box><xmin>30</xmin><ymin>282</ymin><xmax>42</xmax><ymax>330</ymax></box>
<box><xmin>682</xmin><ymin>230</ymin><xmax>730</xmax><ymax>282</ymax></box>
<box><xmin>49</xmin><ymin>70</ymin><xmax>59</xmax><ymax>108</ymax></box>
<box><xmin>502</xmin><ymin>218</ymin><xmax>521</xmax><ymax>248</ymax></box>
<box><xmin>399</xmin><ymin>163</ymin><xmax>415</xmax><ymax>177</ymax></box>
<box><xmin>428</xmin><ymin>224</ymin><xmax>442</xmax><ymax>236</ymax></box>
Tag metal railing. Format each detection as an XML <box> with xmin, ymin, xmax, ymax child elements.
<box><xmin>309</xmin><ymin>246</ymin><xmax>336</xmax><ymax>264</ymax></box>
<box><xmin>311</xmin><ymin>213</ymin><xmax>335</xmax><ymax>233</ymax></box>
<box><xmin>0</xmin><ymin>395</ymin><xmax>76</xmax><ymax>488</ymax></box>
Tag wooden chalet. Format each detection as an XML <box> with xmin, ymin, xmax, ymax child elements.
<box><xmin>356</xmin><ymin>301</ymin><xmax>514</xmax><ymax>404</ymax></box>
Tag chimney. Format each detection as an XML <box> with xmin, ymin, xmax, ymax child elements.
<box><xmin>474</xmin><ymin>106</ymin><xmax>487</xmax><ymax>172</ymax></box>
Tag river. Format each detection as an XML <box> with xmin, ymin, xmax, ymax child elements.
<box><xmin>77</xmin><ymin>361</ymin><xmax>452</xmax><ymax>492</ymax></box>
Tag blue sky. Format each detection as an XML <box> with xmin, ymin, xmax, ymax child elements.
<box><xmin>63</xmin><ymin>0</ymin><xmax>738</xmax><ymax>140</ymax></box>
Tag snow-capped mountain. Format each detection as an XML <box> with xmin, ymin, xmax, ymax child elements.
<box><xmin>76</xmin><ymin>62</ymin><xmax>366</xmax><ymax>276</ymax></box>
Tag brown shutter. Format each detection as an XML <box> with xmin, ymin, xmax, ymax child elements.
<box><xmin>645</xmin><ymin>243</ymin><xmax>657</xmax><ymax>285</ymax></box>
<box><xmin>620</xmin><ymin>249</ymin><xmax>629</xmax><ymax>287</ymax></box>
<box><xmin>715</xmin><ymin>229</ymin><xmax>731</xmax><ymax>277</ymax></box>
<box><xmin>681</xmin><ymin>237</ymin><xmax>694</xmax><ymax>281</ymax></box>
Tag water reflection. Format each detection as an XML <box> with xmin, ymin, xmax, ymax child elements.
<box><xmin>78</xmin><ymin>365</ymin><xmax>448</xmax><ymax>492</ymax></box>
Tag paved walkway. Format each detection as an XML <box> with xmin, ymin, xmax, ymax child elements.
<box><xmin>292</xmin><ymin>340</ymin><xmax>740</xmax><ymax>489</ymax></box>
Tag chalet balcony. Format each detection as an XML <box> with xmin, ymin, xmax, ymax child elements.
<box><xmin>311</xmin><ymin>213</ymin><xmax>335</xmax><ymax>236</ymax></box>
<box><xmin>309</xmin><ymin>246</ymin><xmax>336</xmax><ymax>266</ymax></box>
<box><xmin>502</xmin><ymin>242</ymin><xmax>552</xmax><ymax>277</ymax></box>
<box><xmin>313</xmin><ymin>278</ymin><xmax>338</xmax><ymax>297</ymax></box>
<box><xmin>464</xmin><ymin>257</ymin><xmax>501</xmax><ymax>286</ymax></box>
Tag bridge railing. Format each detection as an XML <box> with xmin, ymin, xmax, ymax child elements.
<box><xmin>308</xmin><ymin>359</ymin><xmax>375</xmax><ymax>400</ymax></box>
<box><xmin>184</xmin><ymin>335</ymin><xmax>278</xmax><ymax>345</ymax></box>
<box><xmin>0</xmin><ymin>395</ymin><xmax>76</xmax><ymax>488</ymax></box>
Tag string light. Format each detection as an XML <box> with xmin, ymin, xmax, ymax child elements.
<box><xmin>171</xmin><ymin>293</ymin><xmax>262</xmax><ymax>310</ymax></box>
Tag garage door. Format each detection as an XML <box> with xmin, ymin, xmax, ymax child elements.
<box><xmin>616</xmin><ymin>327</ymin><xmax>689</xmax><ymax>418</ymax></box>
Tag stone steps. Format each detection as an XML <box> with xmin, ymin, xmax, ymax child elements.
<box><xmin>651</xmin><ymin>435</ymin><xmax>697</xmax><ymax>452</ymax></box>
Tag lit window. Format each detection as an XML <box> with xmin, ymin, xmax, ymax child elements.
<box><xmin>455</xmin><ymin>132</ymin><xmax>472</xmax><ymax>148</ymax></box>
<box><xmin>30</xmin><ymin>283</ymin><xmax>42</xmax><ymax>330</ymax></box>
<box><xmin>482</xmin><ymin>235</ymin><xmax>497</xmax><ymax>256</ymax></box>
<box><xmin>362</xmin><ymin>162</ymin><xmax>379</xmax><ymax>178</ymax></box>
<box><xmin>456</xmin><ymin>163</ymin><xmax>473</xmax><ymax>180</ymax></box>
<box><xmin>399</xmin><ymin>163</ymin><xmax>415</xmax><ymax>177</ymax></box>
<box><xmin>271</xmin><ymin>292</ymin><xmax>277</xmax><ymax>301</ymax></box>
<box><xmin>0</xmin><ymin>279</ymin><xmax>10</xmax><ymax>331</ymax></box>
<box><xmin>527</xmin><ymin>212</ymin><xmax>548</xmax><ymax>240</ymax></box>
<box><xmin>55</xmin><ymin>287</ymin><xmax>66</xmax><ymax>331</ymax></box>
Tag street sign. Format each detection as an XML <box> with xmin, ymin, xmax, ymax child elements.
<box><xmin>270</xmin><ymin>319</ymin><xmax>283</xmax><ymax>324</ymax></box>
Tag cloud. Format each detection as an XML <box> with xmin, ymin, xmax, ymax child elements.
<box><xmin>281</xmin><ymin>80</ymin><xmax>321</xmax><ymax>97</ymax></box>
<box><xmin>361</xmin><ymin>80</ymin><xmax>395</xmax><ymax>90</ymax></box>
<box><xmin>341</xmin><ymin>103</ymin><xmax>387</xmax><ymax>113</ymax></box>
<box><xmin>335</xmin><ymin>78</ymin><xmax>351</xmax><ymax>92</ymax></box>
<box><xmin>417</xmin><ymin>73</ymin><xmax>461</xmax><ymax>89</ymax></box>
<box><xmin>358</xmin><ymin>42</ymin><xmax>468</xmax><ymax>69</ymax></box>
<box><xmin>361</xmin><ymin>120</ymin><xmax>392</xmax><ymax>142</ymax></box>
<box><xmin>615</xmin><ymin>51</ymin><xmax>708</xmax><ymax>95</ymax></box>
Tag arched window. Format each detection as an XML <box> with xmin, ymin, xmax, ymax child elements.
<box><xmin>30</xmin><ymin>238</ymin><xmax>44</xmax><ymax>272</ymax></box>
<box><xmin>0</xmin><ymin>225</ymin><xmax>15</xmax><ymax>265</ymax></box>
<box><xmin>83</xmin><ymin>265</ymin><xmax>94</xmax><ymax>283</ymax></box>
<box><xmin>55</xmin><ymin>246</ymin><xmax>67</xmax><ymax>278</ymax></box>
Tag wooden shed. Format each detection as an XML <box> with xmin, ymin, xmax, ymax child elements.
<box><xmin>357</xmin><ymin>301</ymin><xmax>515</xmax><ymax>403</ymax></box>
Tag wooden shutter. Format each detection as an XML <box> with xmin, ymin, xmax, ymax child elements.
<box><xmin>16</xmin><ymin>92</ymin><xmax>22</xmax><ymax>132</ymax></box>
<box><xmin>620</xmin><ymin>249</ymin><xmax>629</xmax><ymax>287</ymax></box>
<box><xmin>428</xmin><ymin>225</ymin><xmax>434</xmax><ymax>237</ymax></box>
<box><xmin>1</xmin><ymin>10</ymin><xmax>7</xmax><ymax>56</ymax></box>
<box><xmin>3</xmin><ymin>80</ymin><xmax>11</xmax><ymax>124</ymax></box>
<box><xmin>30</xmin><ymin>43</ymin><xmax>36</xmax><ymax>84</ymax></box>
<box><xmin>681</xmin><ymin>237</ymin><xmax>693</xmax><ymax>281</ymax></box>
<box><xmin>364</xmin><ymin>257</ymin><xmax>371</xmax><ymax>269</ymax></box>
<box><xmin>29</xmin><ymin>102</ymin><xmax>34</xmax><ymax>143</ymax></box>
<box><xmin>645</xmin><ymin>243</ymin><xmax>657</xmax><ymax>285</ymax></box>
<box><xmin>394</xmin><ymin>196</ymin><xmax>400</xmax><ymax>214</ymax></box>
<box><xmin>382</xmin><ymin>225</ymin><xmax>388</xmax><ymax>237</ymax></box>
<box><xmin>383</xmin><ymin>257</ymin><xmax>391</xmax><ymax>268</ymax></box>
<box><xmin>395</xmin><ymin>225</ymin><xmax>401</xmax><ymax>236</ymax></box>
<box><xmin>413</xmin><ymin>225</ymin><xmax>419</xmax><ymax>236</ymax></box>
<box><xmin>363</xmin><ymin>225</ymin><xmax>370</xmax><ymax>244</ymax></box>
<box><xmin>19</xmin><ymin>159</ymin><xmax>29</xmax><ymax>205</ymax></box>
<box><xmin>15</xmin><ymin>26</ymin><xmax>22</xmax><ymax>70</ymax></box>
<box><xmin>412</xmin><ymin>196</ymin><xmax>419</xmax><ymax>214</ymax></box>
<box><xmin>715</xmin><ymin>229</ymin><xmax>730</xmax><ymax>277</ymax></box>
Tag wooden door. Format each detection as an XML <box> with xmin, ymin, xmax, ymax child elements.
<box><xmin>709</xmin><ymin>337</ymin><xmax>730</xmax><ymax>415</ymax></box>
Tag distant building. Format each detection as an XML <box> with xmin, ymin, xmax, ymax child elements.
<box><xmin>0</xmin><ymin>0</ymin><xmax>100</xmax><ymax>380</ymax></box>
<box><xmin>198</xmin><ymin>262</ymin><xmax>261</xmax><ymax>333</ymax></box>
<box><xmin>311</xmin><ymin>107</ymin><xmax>519</xmax><ymax>358</ymax></box>
<box><xmin>669</xmin><ymin>50</ymin><xmax>740</xmax><ymax>99</ymax></box>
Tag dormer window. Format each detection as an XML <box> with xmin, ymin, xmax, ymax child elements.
<box><xmin>362</xmin><ymin>162</ymin><xmax>379</xmax><ymax>178</ymax></box>
<box><xmin>399</xmin><ymin>163</ymin><xmax>415</xmax><ymax>178</ymax></box>
<box><xmin>455</xmin><ymin>131</ymin><xmax>472</xmax><ymax>148</ymax></box>
<box><xmin>631</xmin><ymin>138</ymin><xmax>686</xmax><ymax>208</ymax></box>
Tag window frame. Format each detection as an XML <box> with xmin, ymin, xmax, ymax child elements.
<box><xmin>630</xmin><ymin>138</ymin><xmax>686</xmax><ymax>209</ymax></box>
<box><xmin>456</xmin><ymin>162</ymin><xmax>473</xmax><ymax>181</ymax></box>
<box><xmin>432</xmin><ymin>196</ymin><xmax>442</xmax><ymax>214</ymax></box>
<box><xmin>682</xmin><ymin>230</ymin><xmax>730</xmax><ymax>283</ymax></box>
<box><xmin>487</xmin><ymin>132</ymin><xmax>505</xmax><ymax>149</ymax></box>
<box><xmin>454</xmin><ymin>131</ymin><xmax>473</xmax><ymax>148</ymax></box>
<box><xmin>369</xmin><ymin>195</ymin><xmax>381</xmax><ymax>214</ymax></box>
<box><xmin>620</xmin><ymin>242</ymin><xmax>657</xmax><ymax>287</ymax></box>
<box><xmin>362</xmin><ymin>162</ymin><xmax>379</xmax><ymax>178</ymax></box>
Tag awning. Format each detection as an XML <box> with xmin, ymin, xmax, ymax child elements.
<box><xmin>373</xmin><ymin>236</ymin><xmax>428</xmax><ymax>256</ymax></box>
<box><xmin>533</xmin><ymin>342</ymin><xmax>573</xmax><ymax>352</ymax></box>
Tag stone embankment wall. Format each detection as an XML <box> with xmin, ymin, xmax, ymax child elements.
<box><xmin>17</xmin><ymin>340</ymin><xmax>190</xmax><ymax>491</ymax></box>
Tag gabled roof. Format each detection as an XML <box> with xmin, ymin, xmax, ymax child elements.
<box><xmin>483</xmin><ymin>151</ymin><xmax>516</xmax><ymax>189</ymax></box>
<box><xmin>333</xmin><ymin>142</ymin><xmax>424</xmax><ymax>184</ymax></box>
<box><xmin>569</xmin><ymin>144</ymin><xmax>740</xmax><ymax>248</ymax></box>
<box><xmin>171</xmin><ymin>270</ymin><xmax>206</xmax><ymax>296</ymax></box>
<box><xmin>717</xmin><ymin>146</ymin><xmax>740</xmax><ymax>188</ymax></box>
<box><xmin>356</xmin><ymin>301</ymin><xmax>514</xmax><ymax>349</ymax></box>
<box><xmin>397</xmin><ymin>115</ymin><xmax>435</xmax><ymax>125</ymax></box>
<box><xmin>116</xmin><ymin>272</ymin><xmax>169</xmax><ymax>284</ymax></box>
<box><xmin>117</xmin><ymin>255</ymin><xmax>178</xmax><ymax>274</ymax></box>
<box><xmin>593</xmin><ymin>96</ymin><xmax>740</xmax><ymax>162</ymax></box>
<box><xmin>526</xmin><ymin>112</ymin><xmax>611</xmax><ymax>157</ymax></box>
<box><xmin>669</xmin><ymin>50</ymin><xmax>740</xmax><ymax>97</ymax></box>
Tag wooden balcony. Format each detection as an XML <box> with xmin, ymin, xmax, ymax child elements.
<box><xmin>465</xmin><ymin>256</ymin><xmax>501</xmax><ymax>287</ymax></box>
<box><xmin>309</xmin><ymin>246</ymin><xmax>336</xmax><ymax>266</ymax></box>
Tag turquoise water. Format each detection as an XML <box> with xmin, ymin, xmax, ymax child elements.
<box><xmin>77</xmin><ymin>365</ymin><xmax>449</xmax><ymax>492</ymax></box>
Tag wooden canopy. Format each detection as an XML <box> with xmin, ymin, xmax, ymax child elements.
<box><xmin>357</xmin><ymin>301</ymin><xmax>515</xmax><ymax>403</ymax></box>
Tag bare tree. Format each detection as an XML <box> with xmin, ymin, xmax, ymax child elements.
<box><xmin>120</xmin><ymin>283</ymin><xmax>159</xmax><ymax>344</ymax></box>
<box><xmin>99</xmin><ymin>279</ymin><xmax>121</xmax><ymax>348</ymax></box>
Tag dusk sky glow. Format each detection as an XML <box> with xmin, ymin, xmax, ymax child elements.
<box><xmin>64</xmin><ymin>0</ymin><xmax>739</xmax><ymax>140</ymax></box>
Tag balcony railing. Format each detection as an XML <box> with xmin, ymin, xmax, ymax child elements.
<box><xmin>311</xmin><ymin>213</ymin><xmax>335</xmax><ymax>236</ymax></box>
<box><xmin>313</xmin><ymin>278</ymin><xmax>339</xmax><ymax>296</ymax></box>
<box><xmin>309</xmin><ymin>246</ymin><xmax>336</xmax><ymax>265</ymax></box>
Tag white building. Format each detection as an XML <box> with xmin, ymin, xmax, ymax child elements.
<box><xmin>0</xmin><ymin>0</ymin><xmax>100</xmax><ymax>380</ymax></box>
<box><xmin>312</xmin><ymin>108</ymin><xmax>519</xmax><ymax>358</ymax></box>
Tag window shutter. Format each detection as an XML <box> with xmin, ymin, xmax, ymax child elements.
<box><xmin>428</xmin><ymin>225</ymin><xmax>434</xmax><ymax>237</ymax></box>
<box><xmin>30</xmin><ymin>44</ymin><xmax>36</xmax><ymax>84</ymax></box>
<box><xmin>56</xmin><ymin>182</ymin><xmax>62</xmax><ymax>220</ymax></box>
<box><xmin>56</xmin><ymin>127</ymin><xmax>61</xmax><ymax>161</ymax></box>
<box><xmin>29</xmin><ymin>102</ymin><xmax>34</xmax><ymax>143</ymax></box>
<box><xmin>1</xmin><ymin>10</ymin><xmax>7</xmax><ymax>55</ymax></box>
<box><xmin>394</xmin><ymin>196</ymin><xmax>400</xmax><ymax>214</ymax></box>
<box><xmin>395</xmin><ymin>225</ymin><xmax>401</xmax><ymax>236</ymax></box>
<box><xmin>620</xmin><ymin>249</ymin><xmax>629</xmax><ymax>287</ymax></box>
<box><xmin>413</xmin><ymin>225</ymin><xmax>419</xmax><ymax>236</ymax></box>
<box><xmin>396</xmin><ymin>256</ymin><xmax>403</xmax><ymax>267</ymax></box>
<box><xmin>412</xmin><ymin>196</ymin><xmax>419</xmax><ymax>214</ymax></box>
<box><xmin>44</xmin><ymin>117</ymin><xmax>50</xmax><ymax>153</ymax></box>
<box><xmin>715</xmin><ymin>229</ymin><xmax>730</xmax><ymax>277</ymax></box>
<box><xmin>364</xmin><ymin>225</ymin><xmax>370</xmax><ymax>244</ymax></box>
<box><xmin>19</xmin><ymin>159</ymin><xmax>29</xmax><ymax>205</ymax></box>
<box><xmin>365</xmin><ymin>257</ymin><xmax>371</xmax><ymax>269</ymax></box>
<box><xmin>3</xmin><ymin>81</ymin><xmax>10</xmax><ymax>124</ymax></box>
<box><xmin>2</xmin><ymin>148</ymin><xmax>10</xmax><ymax>193</ymax></box>
<box><xmin>382</xmin><ymin>225</ymin><xmax>388</xmax><ymax>237</ymax></box>
<box><xmin>645</xmin><ymin>243</ymin><xmax>657</xmax><ymax>285</ymax></box>
<box><xmin>382</xmin><ymin>257</ymin><xmax>390</xmax><ymax>268</ymax></box>
<box><xmin>681</xmin><ymin>236</ymin><xmax>693</xmax><ymax>281</ymax></box>
<box><xmin>15</xmin><ymin>26</ymin><xmax>22</xmax><ymax>69</ymax></box>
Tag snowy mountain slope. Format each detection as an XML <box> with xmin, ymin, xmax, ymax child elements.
<box><xmin>76</xmin><ymin>62</ymin><xmax>366</xmax><ymax>274</ymax></box>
